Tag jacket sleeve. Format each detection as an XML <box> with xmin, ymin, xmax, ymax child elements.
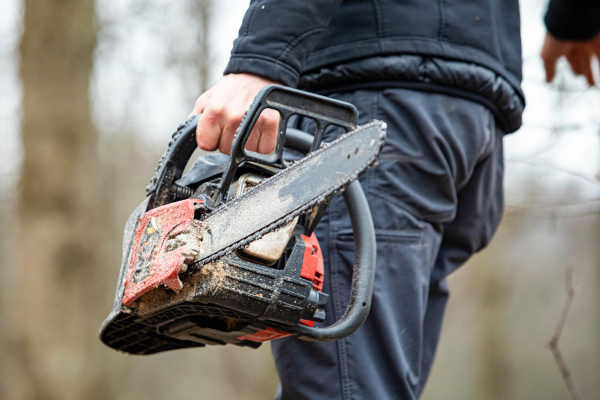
<box><xmin>223</xmin><ymin>0</ymin><xmax>344</xmax><ymax>87</ymax></box>
<box><xmin>545</xmin><ymin>0</ymin><xmax>600</xmax><ymax>41</ymax></box>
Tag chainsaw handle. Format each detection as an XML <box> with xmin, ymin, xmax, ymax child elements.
<box><xmin>148</xmin><ymin>86</ymin><xmax>358</xmax><ymax>208</ymax></box>
<box><xmin>285</xmin><ymin>129</ymin><xmax>377</xmax><ymax>342</ymax></box>
<box><xmin>217</xmin><ymin>85</ymin><xmax>358</xmax><ymax>200</ymax></box>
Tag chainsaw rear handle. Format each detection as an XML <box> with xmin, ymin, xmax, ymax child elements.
<box><xmin>285</xmin><ymin>129</ymin><xmax>377</xmax><ymax>342</ymax></box>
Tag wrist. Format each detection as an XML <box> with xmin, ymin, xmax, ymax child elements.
<box><xmin>225</xmin><ymin>54</ymin><xmax>299</xmax><ymax>87</ymax></box>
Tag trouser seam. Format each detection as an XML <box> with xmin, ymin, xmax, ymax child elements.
<box><xmin>328</xmin><ymin>199</ymin><xmax>347</xmax><ymax>399</ymax></box>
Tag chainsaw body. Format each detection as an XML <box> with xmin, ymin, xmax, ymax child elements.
<box><xmin>100</xmin><ymin>85</ymin><xmax>382</xmax><ymax>355</ymax></box>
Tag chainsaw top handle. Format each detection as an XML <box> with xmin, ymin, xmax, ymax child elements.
<box><xmin>216</xmin><ymin>85</ymin><xmax>358</xmax><ymax>201</ymax></box>
<box><xmin>147</xmin><ymin>85</ymin><xmax>358</xmax><ymax>209</ymax></box>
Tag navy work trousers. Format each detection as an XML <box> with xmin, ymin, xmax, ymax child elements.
<box><xmin>273</xmin><ymin>88</ymin><xmax>504</xmax><ymax>400</ymax></box>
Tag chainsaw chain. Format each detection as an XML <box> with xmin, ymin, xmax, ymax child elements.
<box><xmin>188</xmin><ymin>120</ymin><xmax>387</xmax><ymax>270</ymax></box>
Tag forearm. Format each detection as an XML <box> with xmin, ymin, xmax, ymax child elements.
<box><xmin>545</xmin><ymin>0</ymin><xmax>600</xmax><ymax>41</ymax></box>
<box><xmin>224</xmin><ymin>0</ymin><xmax>344</xmax><ymax>87</ymax></box>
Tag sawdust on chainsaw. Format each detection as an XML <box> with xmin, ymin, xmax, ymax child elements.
<box><xmin>195</xmin><ymin>261</ymin><xmax>227</xmax><ymax>295</ymax></box>
<box><xmin>135</xmin><ymin>278</ymin><xmax>196</xmax><ymax>315</ymax></box>
<box><xmin>223</xmin><ymin>317</ymin><xmax>241</xmax><ymax>331</ymax></box>
<box><xmin>135</xmin><ymin>261</ymin><xmax>226</xmax><ymax>314</ymax></box>
<box><xmin>198</xmin><ymin>168</ymin><xmax>297</xmax><ymax>260</ymax></box>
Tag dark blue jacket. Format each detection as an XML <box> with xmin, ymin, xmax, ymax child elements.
<box><xmin>224</xmin><ymin>0</ymin><xmax>600</xmax><ymax>133</ymax></box>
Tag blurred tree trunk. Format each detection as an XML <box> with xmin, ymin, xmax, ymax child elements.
<box><xmin>10</xmin><ymin>1</ymin><xmax>107</xmax><ymax>399</ymax></box>
<box><xmin>476</xmin><ymin>257</ymin><xmax>512</xmax><ymax>400</ymax></box>
<box><xmin>192</xmin><ymin>0</ymin><xmax>212</xmax><ymax>94</ymax></box>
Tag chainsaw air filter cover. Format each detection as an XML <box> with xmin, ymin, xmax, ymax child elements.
<box><xmin>99</xmin><ymin>86</ymin><xmax>379</xmax><ymax>355</ymax></box>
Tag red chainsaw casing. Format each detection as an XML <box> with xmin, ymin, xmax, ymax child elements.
<box><xmin>122</xmin><ymin>199</ymin><xmax>203</xmax><ymax>306</ymax></box>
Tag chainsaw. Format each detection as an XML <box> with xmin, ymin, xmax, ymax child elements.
<box><xmin>100</xmin><ymin>85</ymin><xmax>386</xmax><ymax>354</ymax></box>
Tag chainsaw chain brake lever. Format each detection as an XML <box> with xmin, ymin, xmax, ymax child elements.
<box><xmin>147</xmin><ymin>85</ymin><xmax>358</xmax><ymax>210</ymax></box>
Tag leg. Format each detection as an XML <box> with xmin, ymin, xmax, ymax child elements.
<box><xmin>273</xmin><ymin>88</ymin><xmax>503</xmax><ymax>400</ymax></box>
<box><xmin>416</xmin><ymin>126</ymin><xmax>504</xmax><ymax>396</ymax></box>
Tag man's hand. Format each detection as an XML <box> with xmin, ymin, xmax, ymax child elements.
<box><xmin>541</xmin><ymin>32</ymin><xmax>600</xmax><ymax>85</ymax></box>
<box><xmin>190</xmin><ymin>73</ymin><xmax>280</xmax><ymax>154</ymax></box>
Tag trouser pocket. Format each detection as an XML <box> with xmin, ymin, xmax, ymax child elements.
<box><xmin>328</xmin><ymin>227</ymin><xmax>440</xmax><ymax>398</ymax></box>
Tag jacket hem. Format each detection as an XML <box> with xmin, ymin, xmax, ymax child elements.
<box><xmin>298</xmin><ymin>55</ymin><xmax>524</xmax><ymax>133</ymax></box>
<box><xmin>225</xmin><ymin>54</ymin><xmax>300</xmax><ymax>87</ymax></box>
<box><xmin>309</xmin><ymin>80</ymin><xmax>514</xmax><ymax>134</ymax></box>
<box><xmin>304</xmin><ymin>36</ymin><xmax>524</xmax><ymax>101</ymax></box>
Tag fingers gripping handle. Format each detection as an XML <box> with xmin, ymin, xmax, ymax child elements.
<box><xmin>217</xmin><ymin>85</ymin><xmax>359</xmax><ymax>200</ymax></box>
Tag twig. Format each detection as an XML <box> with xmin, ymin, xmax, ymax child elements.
<box><xmin>511</xmin><ymin>160</ymin><xmax>600</xmax><ymax>188</ymax></box>
<box><xmin>546</xmin><ymin>265</ymin><xmax>583</xmax><ymax>400</ymax></box>
<box><xmin>503</xmin><ymin>204</ymin><xmax>600</xmax><ymax>219</ymax></box>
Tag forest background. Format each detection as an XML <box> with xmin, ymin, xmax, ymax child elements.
<box><xmin>0</xmin><ymin>0</ymin><xmax>599</xmax><ymax>399</ymax></box>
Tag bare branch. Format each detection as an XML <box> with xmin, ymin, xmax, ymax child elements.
<box><xmin>510</xmin><ymin>160</ymin><xmax>600</xmax><ymax>188</ymax></box>
<box><xmin>546</xmin><ymin>265</ymin><xmax>584</xmax><ymax>400</ymax></box>
<box><xmin>503</xmin><ymin>204</ymin><xmax>600</xmax><ymax>219</ymax></box>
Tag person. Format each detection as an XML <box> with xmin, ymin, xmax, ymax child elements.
<box><xmin>189</xmin><ymin>1</ymin><xmax>600</xmax><ymax>399</ymax></box>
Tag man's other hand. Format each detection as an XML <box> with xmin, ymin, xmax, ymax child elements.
<box><xmin>542</xmin><ymin>32</ymin><xmax>600</xmax><ymax>86</ymax></box>
<box><xmin>189</xmin><ymin>73</ymin><xmax>280</xmax><ymax>155</ymax></box>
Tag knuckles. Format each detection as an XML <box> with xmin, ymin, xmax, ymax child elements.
<box><xmin>258</xmin><ymin>110</ymin><xmax>280</xmax><ymax>131</ymax></box>
<box><xmin>203</xmin><ymin>105</ymin><xmax>224</xmax><ymax>120</ymax></box>
<box><xmin>229</xmin><ymin>111</ymin><xmax>245</xmax><ymax>126</ymax></box>
<box><xmin>196</xmin><ymin>134</ymin><xmax>218</xmax><ymax>152</ymax></box>
<box><xmin>193</xmin><ymin>87</ymin><xmax>280</xmax><ymax>155</ymax></box>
